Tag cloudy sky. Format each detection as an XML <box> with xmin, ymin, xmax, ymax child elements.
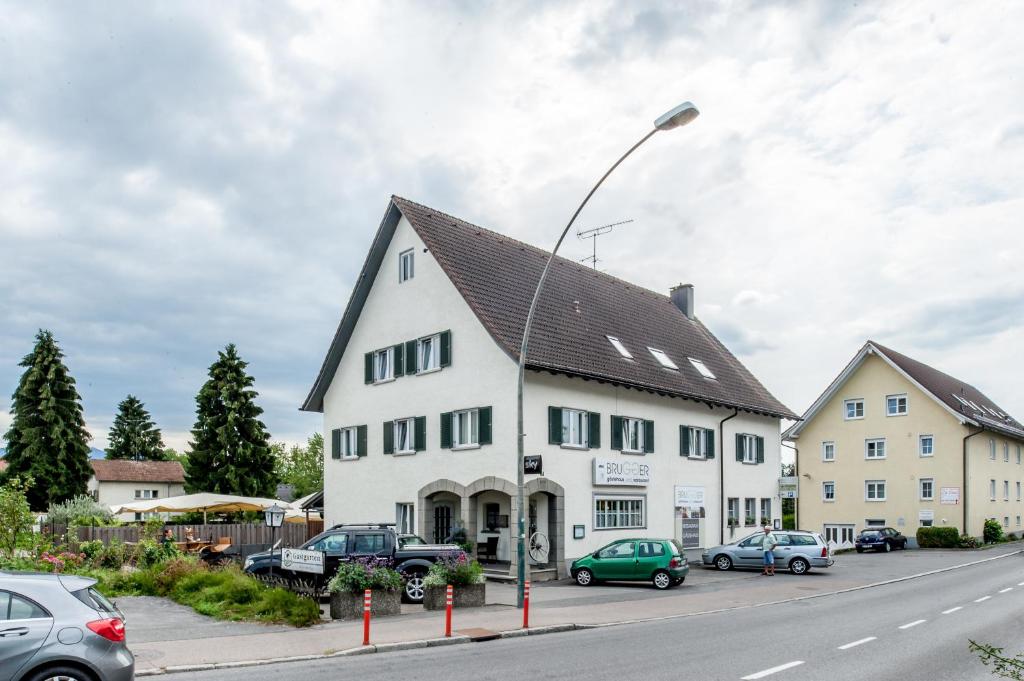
<box><xmin>2</xmin><ymin>1</ymin><xmax>1022</xmax><ymax>453</ymax></box>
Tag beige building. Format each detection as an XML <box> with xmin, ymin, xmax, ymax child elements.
<box><xmin>784</xmin><ymin>341</ymin><xmax>1024</xmax><ymax>546</ymax></box>
<box><xmin>87</xmin><ymin>460</ymin><xmax>186</xmax><ymax>521</ymax></box>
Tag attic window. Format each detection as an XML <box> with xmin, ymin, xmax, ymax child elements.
<box><xmin>647</xmin><ymin>347</ymin><xmax>678</xmax><ymax>370</ymax></box>
<box><xmin>607</xmin><ymin>336</ymin><xmax>633</xmax><ymax>359</ymax></box>
<box><xmin>688</xmin><ymin>358</ymin><xmax>716</xmax><ymax>380</ymax></box>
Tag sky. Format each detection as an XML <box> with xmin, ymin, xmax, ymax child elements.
<box><xmin>2</xmin><ymin>1</ymin><xmax>1022</xmax><ymax>453</ymax></box>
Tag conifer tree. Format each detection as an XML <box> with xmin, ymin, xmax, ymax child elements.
<box><xmin>184</xmin><ymin>344</ymin><xmax>275</xmax><ymax>497</ymax></box>
<box><xmin>3</xmin><ymin>330</ymin><xmax>92</xmax><ymax>510</ymax></box>
<box><xmin>105</xmin><ymin>395</ymin><xmax>165</xmax><ymax>461</ymax></box>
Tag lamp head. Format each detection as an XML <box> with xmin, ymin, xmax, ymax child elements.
<box><xmin>654</xmin><ymin>101</ymin><xmax>700</xmax><ymax>131</ymax></box>
<box><xmin>264</xmin><ymin>503</ymin><xmax>286</xmax><ymax>528</ymax></box>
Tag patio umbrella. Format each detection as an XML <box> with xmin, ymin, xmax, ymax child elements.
<box><xmin>112</xmin><ymin>492</ymin><xmax>288</xmax><ymax>523</ymax></box>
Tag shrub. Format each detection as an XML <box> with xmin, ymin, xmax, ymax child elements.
<box><xmin>959</xmin><ymin>534</ymin><xmax>979</xmax><ymax>549</ymax></box>
<box><xmin>424</xmin><ymin>551</ymin><xmax>483</xmax><ymax>587</ymax></box>
<box><xmin>984</xmin><ymin>519</ymin><xmax>1004</xmax><ymax>544</ymax></box>
<box><xmin>79</xmin><ymin>540</ymin><xmax>105</xmax><ymax>561</ymax></box>
<box><xmin>98</xmin><ymin>540</ymin><xmax>131</xmax><ymax>569</ymax></box>
<box><xmin>328</xmin><ymin>557</ymin><xmax>403</xmax><ymax>594</ymax></box>
<box><xmin>916</xmin><ymin>526</ymin><xmax>960</xmax><ymax>548</ymax></box>
<box><xmin>45</xmin><ymin>495</ymin><xmax>115</xmax><ymax>527</ymax></box>
<box><xmin>0</xmin><ymin>476</ymin><xmax>34</xmax><ymax>560</ymax></box>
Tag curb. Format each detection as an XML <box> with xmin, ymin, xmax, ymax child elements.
<box><xmin>135</xmin><ymin>548</ymin><xmax>1021</xmax><ymax>676</ymax></box>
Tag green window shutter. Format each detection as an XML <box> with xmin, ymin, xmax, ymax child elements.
<box><xmin>440</xmin><ymin>412</ymin><xmax>453</xmax><ymax>449</ymax></box>
<box><xmin>364</xmin><ymin>352</ymin><xmax>374</xmax><ymax>384</ymax></box>
<box><xmin>393</xmin><ymin>344</ymin><xmax>405</xmax><ymax>377</ymax></box>
<box><xmin>414</xmin><ymin>416</ymin><xmax>427</xmax><ymax>451</ymax></box>
<box><xmin>356</xmin><ymin>425</ymin><xmax>367</xmax><ymax>457</ymax></box>
<box><xmin>643</xmin><ymin>420</ymin><xmax>655</xmax><ymax>453</ymax></box>
<box><xmin>331</xmin><ymin>428</ymin><xmax>342</xmax><ymax>459</ymax></box>
<box><xmin>735</xmin><ymin>433</ymin><xmax>744</xmax><ymax>462</ymax></box>
<box><xmin>587</xmin><ymin>412</ymin><xmax>601</xmax><ymax>449</ymax></box>
<box><xmin>383</xmin><ymin>421</ymin><xmax>394</xmax><ymax>454</ymax></box>
<box><xmin>405</xmin><ymin>340</ymin><xmax>418</xmax><ymax>374</ymax></box>
<box><xmin>439</xmin><ymin>330</ymin><xmax>452</xmax><ymax>367</ymax></box>
<box><xmin>479</xmin><ymin>407</ymin><xmax>492</xmax><ymax>445</ymax></box>
<box><xmin>706</xmin><ymin>429</ymin><xmax>716</xmax><ymax>459</ymax></box>
<box><xmin>680</xmin><ymin>426</ymin><xmax>690</xmax><ymax>457</ymax></box>
<box><xmin>610</xmin><ymin>416</ymin><xmax>623</xmax><ymax>451</ymax></box>
<box><xmin>548</xmin><ymin>407</ymin><xmax>563</xmax><ymax>445</ymax></box>
<box><xmin>756</xmin><ymin>436</ymin><xmax>765</xmax><ymax>464</ymax></box>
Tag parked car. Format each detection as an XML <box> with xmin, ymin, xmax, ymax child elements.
<box><xmin>855</xmin><ymin>527</ymin><xmax>907</xmax><ymax>553</ymax></box>
<box><xmin>0</xmin><ymin>571</ymin><xmax>134</xmax><ymax>681</ymax></box>
<box><xmin>243</xmin><ymin>523</ymin><xmax>465</xmax><ymax>603</ymax></box>
<box><xmin>702</xmin><ymin>530</ymin><xmax>834</xmax><ymax>575</ymax></box>
<box><xmin>570</xmin><ymin>538</ymin><xmax>689</xmax><ymax>590</ymax></box>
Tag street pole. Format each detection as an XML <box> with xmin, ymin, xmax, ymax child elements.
<box><xmin>515</xmin><ymin>101</ymin><xmax>700</xmax><ymax>608</ymax></box>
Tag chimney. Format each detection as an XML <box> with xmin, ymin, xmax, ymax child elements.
<box><xmin>670</xmin><ymin>283</ymin><xmax>695</xmax><ymax>320</ymax></box>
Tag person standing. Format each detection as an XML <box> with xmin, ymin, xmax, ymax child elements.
<box><xmin>762</xmin><ymin>525</ymin><xmax>778</xmax><ymax>576</ymax></box>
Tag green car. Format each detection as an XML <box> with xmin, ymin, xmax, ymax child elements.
<box><xmin>570</xmin><ymin>538</ymin><xmax>688</xmax><ymax>590</ymax></box>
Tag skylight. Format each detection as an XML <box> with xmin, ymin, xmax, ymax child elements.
<box><xmin>607</xmin><ymin>336</ymin><xmax>633</xmax><ymax>359</ymax></box>
<box><xmin>647</xmin><ymin>347</ymin><xmax>678</xmax><ymax>370</ymax></box>
<box><xmin>689</xmin><ymin>357</ymin><xmax>716</xmax><ymax>380</ymax></box>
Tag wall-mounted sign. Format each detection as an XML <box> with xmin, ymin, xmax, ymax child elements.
<box><xmin>940</xmin><ymin>487</ymin><xmax>960</xmax><ymax>505</ymax></box>
<box><xmin>680</xmin><ymin>518</ymin><xmax>700</xmax><ymax>548</ymax></box>
<box><xmin>281</xmin><ymin>548</ymin><xmax>325</xmax><ymax>574</ymax></box>
<box><xmin>524</xmin><ymin>455</ymin><xmax>543</xmax><ymax>475</ymax></box>
<box><xmin>573</xmin><ymin>524</ymin><xmax>585</xmax><ymax>540</ymax></box>
<box><xmin>674</xmin><ymin>486</ymin><xmax>706</xmax><ymax>519</ymax></box>
<box><xmin>593</xmin><ymin>458</ymin><xmax>650</xmax><ymax>486</ymax></box>
<box><xmin>779</xmin><ymin>477</ymin><xmax>799</xmax><ymax>499</ymax></box>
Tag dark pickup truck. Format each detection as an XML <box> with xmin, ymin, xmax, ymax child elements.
<box><xmin>243</xmin><ymin>524</ymin><xmax>464</xmax><ymax>603</ymax></box>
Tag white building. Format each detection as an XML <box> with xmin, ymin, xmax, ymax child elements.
<box><xmin>87</xmin><ymin>460</ymin><xmax>186</xmax><ymax>521</ymax></box>
<box><xmin>302</xmin><ymin>196</ymin><xmax>795</xmax><ymax>579</ymax></box>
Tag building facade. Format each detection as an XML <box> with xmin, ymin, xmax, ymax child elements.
<box><xmin>785</xmin><ymin>342</ymin><xmax>1024</xmax><ymax>546</ymax></box>
<box><xmin>88</xmin><ymin>460</ymin><xmax>186</xmax><ymax>521</ymax></box>
<box><xmin>303</xmin><ymin>197</ymin><xmax>795</xmax><ymax>578</ymax></box>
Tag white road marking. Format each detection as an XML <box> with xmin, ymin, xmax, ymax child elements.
<box><xmin>838</xmin><ymin>637</ymin><xmax>877</xmax><ymax>650</ymax></box>
<box><xmin>999</xmin><ymin>588</ymin><xmax>1013</xmax><ymax>593</ymax></box>
<box><xmin>975</xmin><ymin>596</ymin><xmax>991</xmax><ymax>603</ymax></box>
<box><xmin>741</xmin><ymin>661</ymin><xmax>805</xmax><ymax>679</ymax></box>
<box><xmin>899</xmin><ymin>619</ymin><xmax>927</xmax><ymax>629</ymax></box>
<box><xmin>942</xmin><ymin>606</ymin><xmax>963</xmax><ymax>614</ymax></box>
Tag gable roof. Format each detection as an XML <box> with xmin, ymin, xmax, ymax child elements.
<box><xmin>784</xmin><ymin>341</ymin><xmax>1024</xmax><ymax>441</ymax></box>
<box><xmin>302</xmin><ymin>196</ymin><xmax>795</xmax><ymax>419</ymax></box>
<box><xmin>90</xmin><ymin>460</ymin><xmax>186</xmax><ymax>484</ymax></box>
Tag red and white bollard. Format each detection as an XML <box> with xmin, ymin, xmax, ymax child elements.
<box><xmin>444</xmin><ymin>584</ymin><xmax>453</xmax><ymax>637</ymax></box>
<box><xmin>362</xmin><ymin>589</ymin><xmax>372</xmax><ymax>645</ymax></box>
<box><xmin>522</xmin><ymin>580</ymin><xmax>530</xmax><ymax>629</ymax></box>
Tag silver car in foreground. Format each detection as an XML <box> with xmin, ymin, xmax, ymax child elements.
<box><xmin>701</xmin><ymin>530</ymin><xmax>834</xmax><ymax>575</ymax></box>
<box><xmin>0</xmin><ymin>572</ymin><xmax>134</xmax><ymax>681</ymax></box>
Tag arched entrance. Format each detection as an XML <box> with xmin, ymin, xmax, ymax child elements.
<box><xmin>418</xmin><ymin>480</ymin><xmax>467</xmax><ymax>544</ymax></box>
<box><xmin>525</xmin><ymin>478</ymin><xmax>566</xmax><ymax>577</ymax></box>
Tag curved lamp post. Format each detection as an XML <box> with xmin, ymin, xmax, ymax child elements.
<box><xmin>515</xmin><ymin>101</ymin><xmax>700</xmax><ymax>607</ymax></box>
<box><xmin>264</xmin><ymin>502</ymin><xmax>286</xmax><ymax>579</ymax></box>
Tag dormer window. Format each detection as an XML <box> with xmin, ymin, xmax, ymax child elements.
<box><xmin>607</xmin><ymin>336</ymin><xmax>633</xmax><ymax>359</ymax></box>
<box><xmin>399</xmin><ymin>249</ymin><xmax>414</xmax><ymax>282</ymax></box>
<box><xmin>688</xmin><ymin>358</ymin><xmax>716</xmax><ymax>380</ymax></box>
<box><xmin>647</xmin><ymin>347</ymin><xmax>678</xmax><ymax>370</ymax></box>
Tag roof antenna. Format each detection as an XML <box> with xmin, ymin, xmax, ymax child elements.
<box><xmin>577</xmin><ymin>219</ymin><xmax>633</xmax><ymax>270</ymax></box>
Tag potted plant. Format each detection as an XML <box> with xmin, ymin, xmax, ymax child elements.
<box><xmin>744</xmin><ymin>516</ymin><xmax>756</xmax><ymax>527</ymax></box>
<box><xmin>328</xmin><ymin>557</ymin><xmax>403</xmax><ymax>619</ymax></box>
<box><xmin>422</xmin><ymin>551</ymin><xmax>486</xmax><ymax>610</ymax></box>
<box><xmin>760</xmin><ymin>516</ymin><xmax>771</xmax><ymax>527</ymax></box>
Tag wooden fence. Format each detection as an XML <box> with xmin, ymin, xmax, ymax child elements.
<box><xmin>74</xmin><ymin>523</ymin><xmax>310</xmax><ymax>548</ymax></box>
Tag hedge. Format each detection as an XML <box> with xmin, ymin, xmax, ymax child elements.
<box><xmin>916</xmin><ymin>526</ymin><xmax>960</xmax><ymax>548</ymax></box>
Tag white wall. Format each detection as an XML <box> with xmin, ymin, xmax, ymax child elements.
<box><xmin>88</xmin><ymin>477</ymin><xmax>185</xmax><ymax>521</ymax></box>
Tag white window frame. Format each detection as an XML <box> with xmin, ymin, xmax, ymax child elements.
<box><xmin>865</xmin><ymin>480</ymin><xmax>886</xmax><ymax>501</ymax></box>
<box><xmin>990</xmin><ymin>479</ymin><xmax>996</xmax><ymax>501</ymax></box>
<box><xmin>394</xmin><ymin>417</ymin><xmax>415</xmax><ymax>454</ymax></box>
<box><xmin>1004</xmin><ymin>516</ymin><xmax>1010</xmax><ymax>528</ymax></box>
<box><xmin>1004</xmin><ymin>480</ymin><xmax>1010</xmax><ymax>501</ymax></box>
<box><xmin>865</xmin><ymin>438</ymin><xmax>887</xmax><ymax>460</ymax></box>
<box><xmin>373</xmin><ymin>347</ymin><xmax>394</xmax><ymax>383</ymax></box>
<box><xmin>990</xmin><ymin>439</ymin><xmax>996</xmax><ymax>460</ymax></box>
<box><xmin>135</xmin><ymin>489</ymin><xmax>159</xmax><ymax>500</ymax></box>
<box><xmin>844</xmin><ymin>399</ymin><xmax>864</xmax><ymax>420</ymax></box>
<box><xmin>338</xmin><ymin>426</ymin><xmax>358</xmax><ymax>460</ymax></box>
<box><xmin>606</xmin><ymin>336</ymin><xmax>633</xmax><ymax>359</ymax></box>
<box><xmin>593</xmin><ymin>495</ymin><xmax>646</xmax><ymax>530</ymax></box>
<box><xmin>1017</xmin><ymin>515</ymin><xmax>1021</xmax><ymax>528</ymax></box>
<box><xmin>685</xmin><ymin>427</ymin><xmax>709</xmax><ymax>459</ymax></box>
<box><xmin>561</xmin><ymin>409</ymin><xmax>589</xmax><ymax>449</ymax></box>
<box><xmin>1017</xmin><ymin>481</ymin><xmax>1021</xmax><ymax>502</ymax></box>
<box><xmin>744</xmin><ymin>498</ymin><xmax>757</xmax><ymax>526</ymax></box>
<box><xmin>822</xmin><ymin>481</ymin><xmax>836</xmax><ymax>502</ymax></box>
<box><xmin>919</xmin><ymin>435</ymin><xmax>934</xmax><ymax>457</ymax></box>
<box><xmin>741</xmin><ymin>434</ymin><xmax>757</xmax><ymax>464</ymax></box>
<box><xmin>822</xmin><ymin>441</ymin><xmax>836</xmax><ymax>462</ymax></box>
<box><xmin>886</xmin><ymin>393</ymin><xmax>908</xmax><ymax>416</ymax></box>
<box><xmin>760</xmin><ymin>498</ymin><xmax>771</xmax><ymax>524</ymax></box>
<box><xmin>919</xmin><ymin>478</ymin><xmax>934</xmax><ymax>501</ymax></box>
<box><xmin>417</xmin><ymin>334</ymin><xmax>440</xmax><ymax>374</ymax></box>
<box><xmin>452</xmin><ymin>409</ymin><xmax>480</xmax><ymax>449</ymax></box>
<box><xmin>647</xmin><ymin>347</ymin><xmax>679</xmax><ymax>370</ymax></box>
<box><xmin>621</xmin><ymin>417</ymin><xmax>645</xmax><ymax>453</ymax></box>
<box><xmin>396</xmin><ymin>503</ymin><xmax>414</xmax><ymax>534</ymax></box>
<box><xmin>1017</xmin><ymin>446</ymin><xmax>1021</xmax><ymax>465</ymax></box>
<box><xmin>399</xmin><ymin>248</ymin><xmax>414</xmax><ymax>282</ymax></box>
<box><xmin>1004</xmin><ymin>443</ymin><xmax>1010</xmax><ymax>463</ymax></box>
<box><xmin>727</xmin><ymin>497</ymin><xmax>739</xmax><ymax>524</ymax></box>
<box><xmin>688</xmin><ymin>357</ymin><xmax>716</xmax><ymax>379</ymax></box>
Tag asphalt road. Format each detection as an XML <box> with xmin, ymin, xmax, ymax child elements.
<box><xmin>162</xmin><ymin>553</ymin><xmax>1024</xmax><ymax>681</ymax></box>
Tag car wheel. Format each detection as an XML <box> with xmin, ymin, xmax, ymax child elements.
<box><xmin>714</xmin><ymin>554</ymin><xmax>733</xmax><ymax>571</ymax></box>
<box><xmin>652</xmin><ymin>570</ymin><xmax>672</xmax><ymax>590</ymax></box>
<box><xmin>25</xmin><ymin>666</ymin><xmax>94</xmax><ymax>681</ymax></box>
<box><xmin>789</xmin><ymin>557</ymin><xmax>810</xmax><ymax>575</ymax></box>
<box><xmin>403</xmin><ymin>570</ymin><xmax>427</xmax><ymax>603</ymax></box>
<box><xmin>901</xmin><ymin>540</ymin><xmax>908</xmax><ymax>550</ymax></box>
<box><xmin>855</xmin><ymin>547</ymin><xmax>864</xmax><ymax>553</ymax></box>
<box><xmin>575</xmin><ymin>568</ymin><xmax>594</xmax><ymax>586</ymax></box>
<box><xmin>884</xmin><ymin>541</ymin><xmax>892</xmax><ymax>553</ymax></box>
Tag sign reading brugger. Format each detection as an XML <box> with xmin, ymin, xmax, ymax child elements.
<box><xmin>593</xmin><ymin>458</ymin><xmax>650</xmax><ymax>486</ymax></box>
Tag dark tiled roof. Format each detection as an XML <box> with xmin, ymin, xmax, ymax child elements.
<box><xmin>90</xmin><ymin>460</ymin><xmax>185</xmax><ymax>483</ymax></box>
<box><xmin>391</xmin><ymin>196</ymin><xmax>795</xmax><ymax>418</ymax></box>
<box><xmin>871</xmin><ymin>342</ymin><xmax>1024</xmax><ymax>440</ymax></box>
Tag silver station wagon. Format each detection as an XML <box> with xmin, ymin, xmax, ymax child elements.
<box><xmin>701</xmin><ymin>530</ymin><xmax>834</xmax><ymax>575</ymax></box>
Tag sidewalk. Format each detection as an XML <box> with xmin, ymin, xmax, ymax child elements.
<box><xmin>126</xmin><ymin>546</ymin><xmax>1023</xmax><ymax>674</ymax></box>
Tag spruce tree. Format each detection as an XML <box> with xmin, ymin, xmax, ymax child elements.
<box><xmin>3</xmin><ymin>330</ymin><xmax>92</xmax><ymax>510</ymax></box>
<box><xmin>184</xmin><ymin>344</ymin><xmax>275</xmax><ymax>497</ymax></box>
<box><xmin>105</xmin><ymin>395</ymin><xmax>165</xmax><ymax>461</ymax></box>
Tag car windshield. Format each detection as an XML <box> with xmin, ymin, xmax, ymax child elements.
<box><xmin>860</xmin><ymin>531</ymin><xmax>882</xmax><ymax>538</ymax></box>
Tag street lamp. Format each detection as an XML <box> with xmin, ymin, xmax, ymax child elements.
<box><xmin>515</xmin><ymin>101</ymin><xmax>700</xmax><ymax>607</ymax></box>
<box><xmin>264</xmin><ymin>503</ymin><xmax>286</xmax><ymax>579</ymax></box>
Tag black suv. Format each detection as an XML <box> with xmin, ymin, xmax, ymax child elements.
<box><xmin>243</xmin><ymin>524</ymin><xmax>464</xmax><ymax>603</ymax></box>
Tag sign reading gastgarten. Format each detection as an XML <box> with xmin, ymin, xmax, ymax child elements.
<box><xmin>281</xmin><ymin>548</ymin><xmax>325</xmax><ymax>574</ymax></box>
<box><xmin>593</xmin><ymin>458</ymin><xmax>650</xmax><ymax>486</ymax></box>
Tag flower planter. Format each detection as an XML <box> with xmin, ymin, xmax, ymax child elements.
<box><xmin>329</xmin><ymin>589</ymin><xmax>401</xmax><ymax>620</ymax></box>
<box><xmin>423</xmin><ymin>582</ymin><xmax>486</xmax><ymax>610</ymax></box>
